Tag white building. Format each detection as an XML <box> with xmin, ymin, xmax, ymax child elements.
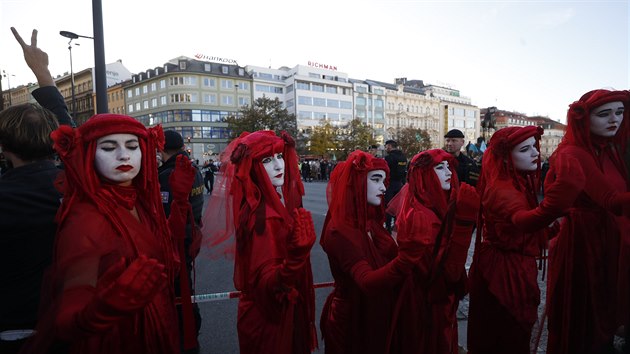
<box><xmin>423</xmin><ymin>84</ymin><xmax>480</xmax><ymax>144</ymax></box>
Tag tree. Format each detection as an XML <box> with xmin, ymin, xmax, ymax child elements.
<box><xmin>336</xmin><ymin>118</ymin><xmax>377</xmax><ymax>160</ymax></box>
<box><xmin>226</xmin><ymin>96</ymin><xmax>297</xmax><ymax>140</ymax></box>
<box><xmin>308</xmin><ymin>120</ymin><xmax>338</xmax><ymax>157</ymax></box>
<box><xmin>392</xmin><ymin>127</ymin><xmax>432</xmax><ymax>156</ymax></box>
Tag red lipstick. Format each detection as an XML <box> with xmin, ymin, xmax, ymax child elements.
<box><xmin>116</xmin><ymin>165</ymin><xmax>133</xmax><ymax>172</ymax></box>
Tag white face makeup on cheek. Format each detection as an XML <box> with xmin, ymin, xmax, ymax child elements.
<box><xmin>94</xmin><ymin>133</ymin><xmax>142</xmax><ymax>185</ymax></box>
<box><xmin>262</xmin><ymin>153</ymin><xmax>285</xmax><ymax>187</ymax></box>
<box><xmin>433</xmin><ymin>161</ymin><xmax>452</xmax><ymax>190</ymax></box>
<box><xmin>366</xmin><ymin>169</ymin><xmax>387</xmax><ymax>206</ymax></box>
<box><xmin>589</xmin><ymin>101</ymin><xmax>625</xmax><ymax>137</ymax></box>
<box><xmin>511</xmin><ymin>136</ymin><xmax>539</xmax><ymax>172</ymax></box>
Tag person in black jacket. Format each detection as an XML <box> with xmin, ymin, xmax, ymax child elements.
<box><xmin>444</xmin><ymin>129</ymin><xmax>479</xmax><ymax>187</ymax></box>
<box><xmin>384</xmin><ymin>139</ymin><xmax>407</xmax><ymax>232</ymax></box>
<box><xmin>0</xmin><ymin>27</ymin><xmax>75</xmax><ymax>354</ymax></box>
<box><xmin>158</xmin><ymin>130</ymin><xmax>204</xmax><ymax>354</ymax></box>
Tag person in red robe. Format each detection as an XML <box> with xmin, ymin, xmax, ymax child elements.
<box><xmin>392</xmin><ymin>149</ymin><xmax>479</xmax><ymax>354</ymax></box>
<box><xmin>467</xmin><ymin>125</ymin><xmax>584</xmax><ymax>354</ymax></box>
<box><xmin>546</xmin><ymin>89</ymin><xmax>630</xmax><ymax>354</ymax></box>
<box><xmin>319</xmin><ymin>150</ymin><xmax>426</xmax><ymax>354</ymax></box>
<box><xmin>203</xmin><ymin>130</ymin><xmax>317</xmax><ymax>354</ymax></box>
<box><xmin>21</xmin><ymin>114</ymin><xmax>197</xmax><ymax>354</ymax></box>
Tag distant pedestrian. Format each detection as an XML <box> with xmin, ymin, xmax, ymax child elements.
<box><xmin>384</xmin><ymin>140</ymin><xmax>407</xmax><ymax>232</ymax></box>
<box><xmin>204</xmin><ymin>159</ymin><xmax>217</xmax><ymax>194</ymax></box>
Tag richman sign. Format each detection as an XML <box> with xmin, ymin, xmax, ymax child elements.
<box><xmin>194</xmin><ymin>53</ymin><xmax>238</xmax><ymax>64</ymax></box>
<box><xmin>308</xmin><ymin>61</ymin><xmax>338</xmax><ymax>71</ymax></box>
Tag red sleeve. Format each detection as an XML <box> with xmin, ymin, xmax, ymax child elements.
<box><xmin>324</xmin><ymin>227</ymin><xmax>411</xmax><ymax>296</ymax></box>
<box><xmin>246</xmin><ymin>217</ymin><xmax>296</xmax><ymax>315</ymax></box>
<box><xmin>485</xmin><ymin>181</ymin><xmax>557</xmax><ymax>233</ymax></box>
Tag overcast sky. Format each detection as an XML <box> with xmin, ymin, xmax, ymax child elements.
<box><xmin>1</xmin><ymin>0</ymin><xmax>628</xmax><ymax>123</ymax></box>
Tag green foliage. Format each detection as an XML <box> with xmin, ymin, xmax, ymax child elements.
<box><xmin>390</xmin><ymin>126</ymin><xmax>432</xmax><ymax>156</ymax></box>
<box><xmin>308</xmin><ymin>118</ymin><xmax>376</xmax><ymax>160</ymax></box>
<box><xmin>336</xmin><ymin>118</ymin><xmax>377</xmax><ymax>160</ymax></box>
<box><xmin>226</xmin><ymin>96</ymin><xmax>297</xmax><ymax>140</ymax></box>
<box><xmin>308</xmin><ymin>120</ymin><xmax>337</xmax><ymax>157</ymax></box>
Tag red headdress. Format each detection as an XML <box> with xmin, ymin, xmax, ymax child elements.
<box><xmin>201</xmin><ymin>130</ymin><xmax>304</xmax><ymax>260</ymax></box>
<box><xmin>404</xmin><ymin>149</ymin><xmax>458</xmax><ymax>219</ymax></box>
<box><xmin>51</xmin><ymin>114</ymin><xmax>169</xmax><ymax>250</ymax></box>
<box><xmin>478</xmin><ymin>125</ymin><xmax>543</xmax><ymax>198</ymax></box>
<box><xmin>563</xmin><ymin>89</ymin><xmax>630</xmax><ymax>150</ymax></box>
<box><xmin>558</xmin><ymin>89</ymin><xmax>630</xmax><ymax>173</ymax></box>
<box><xmin>320</xmin><ymin>150</ymin><xmax>389</xmax><ymax>247</ymax></box>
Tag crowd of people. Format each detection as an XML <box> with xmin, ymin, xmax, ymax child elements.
<box><xmin>2</xmin><ymin>26</ymin><xmax>630</xmax><ymax>354</ymax></box>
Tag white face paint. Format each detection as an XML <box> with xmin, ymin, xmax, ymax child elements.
<box><xmin>366</xmin><ymin>169</ymin><xmax>387</xmax><ymax>206</ymax></box>
<box><xmin>433</xmin><ymin>161</ymin><xmax>452</xmax><ymax>190</ymax></box>
<box><xmin>94</xmin><ymin>133</ymin><xmax>142</xmax><ymax>186</ymax></box>
<box><xmin>511</xmin><ymin>136</ymin><xmax>539</xmax><ymax>172</ymax></box>
<box><xmin>589</xmin><ymin>101</ymin><xmax>625</xmax><ymax>137</ymax></box>
<box><xmin>262</xmin><ymin>153</ymin><xmax>285</xmax><ymax>187</ymax></box>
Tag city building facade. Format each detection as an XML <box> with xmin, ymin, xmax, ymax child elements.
<box><xmin>125</xmin><ymin>56</ymin><xmax>253</xmax><ymax>161</ymax></box>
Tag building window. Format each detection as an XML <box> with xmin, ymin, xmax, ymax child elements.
<box><xmin>286</xmin><ymin>99</ymin><xmax>294</xmax><ymax>107</ymax></box>
<box><xmin>314</xmin><ymin>112</ymin><xmax>327</xmax><ymax>119</ymax></box>
<box><xmin>298</xmin><ymin>111</ymin><xmax>312</xmax><ymax>119</ymax></box>
<box><xmin>221</xmin><ymin>95</ymin><xmax>234</xmax><ymax>105</ymax></box>
<box><xmin>356</xmin><ymin>86</ymin><xmax>367</xmax><ymax>93</ymax></box>
<box><xmin>128</xmin><ymin>104</ymin><xmax>133</xmax><ymax>112</ymax></box>
<box><xmin>238</xmin><ymin>68</ymin><xmax>244</xmax><ymax>76</ymax></box>
<box><xmin>135</xmin><ymin>88</ymin><xmax>140</xmax><ymax>96</ymax></box>
<box><xmin>203</xmin><ymin>93</ymin><xmax>217</xmax><ymax>104</ymax></box>
<box><xmin>160</xmin><ymin>96</ymin><xmax>167</xmax><ymax>105</ymax></box>
<box><xmin>327</xmin><ymin>99</ymin><xmax>339</xmax><ymax>108</ymax></box>
<box><xmin>237</xmin><ymin>82</ymin><xmax>250</xmax><ymax>90</ymax></box>
<box><xmin>313</xmin><ymin>97</ymin><xmax>326</xmax><ymax>107</ymax></box>
<box><xmin>150</xmin><ymin>82</ymin><xmax>156</xmax><ymax>91</ymax></box>
<box><xmin>311</xmin><ymin>84</ymin><xmax>324</xmax><ymax>92</ymax></box>
<box><xmin>340</xmin><ymin>100</ymin><xmax>352</xmax><ymax>109</ymax></box>
<box><xmin>296</xmin><ymin>82</ymin><xmax>309</xmax><ymax>90</ymax></box>
<box><xmin>142</xmin><ymin>85</ymin><xmax>148</xmax><ymax>94</ymax></box>
<box><xmin>222</xmin><ymin>66</ymin><xmax>229</xmax><ymax>74</ymax></box>
<box><xmin>203</xmin><ymin>78</ymin><xmax>216</xmax><ymax>88</ymax></box>
<box><xmin>326</xmin><ymin>86</ymin><xmax>337</xmax><ymax>94</ymax></box>
<box><xmin>151</xmin><ymin>98</ymin><xmax>157</xmax><ymax>107</ymax></box>
<box><xmin>220</xmin><ymin>79</ymin><xmax>233</xmax><ymax>89</ymax></box>
<box><xmin>127</xmin><ymin>90</ymin><xmax>132</xmax><ymax>98</ymax></box>
<box><xmin>356</xmin><ymin>97</ymin><xmax>366</xmax><ymax>106</ymax></box>
<box><xmin>143</xmin><ymin>100</ymin><xmax>149</xmax><ymax>109</ymax></box>
<box><xmin>204</xmin><ymin>63</ymin><xmax>211</xmax><ymax>72</ymax></box>
<box><xmin>286</xmin><ymin>84</ymin><xmax>294</xmax><ymax>93</ymax></box>
<box><xmin>298</xmin><ymin>96</ymin><xmax>313</xmax><ymax>105</ymax></box>
<box><xmin>179</xmin><ymin>61</ymin><xmax>187</xmax><ymax>70</ymax></box>
<box><xmin>135</xmin><ymin>102</ymin><xmax>141</xmax><ymax>111</ymax></box>
<box><xmin>160</xmin><ymin>80</ymin><xmax>166</xmax><ymax>89</ymax></box>
<box><xmin>238</xmin><ymin>97</ymin><xmax>250</xmax><ymax>106</ymax></box>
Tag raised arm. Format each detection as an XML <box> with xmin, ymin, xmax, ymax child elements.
<box><xmin>11</xmin><ymin>27</ymin><xmax>75</xmax><ymax>127</ymax></box>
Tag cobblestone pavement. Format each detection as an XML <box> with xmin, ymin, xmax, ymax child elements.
<box><xmin>457</xmin><ymin>234</ymin><xmax>625</xmax><ymax>353</ymax></box>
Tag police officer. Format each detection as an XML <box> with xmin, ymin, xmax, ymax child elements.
<box><xmin>444</xmin><ymin>129</ymin><xmax>479</xmax><ymax>187</ymax></box>
<box><xmin>158</xmin><ymin>130</ymin><xmax>205</xmax><ymax>354</ymax></box>
<box><xmin>384</xmin><ymin>139</ymin><xmax>407</xmax><ymax>232</ymax></box>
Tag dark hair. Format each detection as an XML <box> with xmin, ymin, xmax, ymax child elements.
<box><xmin>0</xmin><ymin>104</ymin><xmax>58</xmax><ymax>161</ymax></box>
<box><xmin>369</xmin><ymin>144</ymin><xmax>378</xmax><ymax>150</ymax></box>
<box><xmin>385</xmin><ymin>140</ymin><xmax>398</xmax><ymax>148</ymax></box>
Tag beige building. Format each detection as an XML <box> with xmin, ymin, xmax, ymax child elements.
<box><xmin>375</xmin><ymin>79</ymin><xmax>442</xmax><ymax>148</ymax></box>
<box><xmin>124</xmin><ymin>56</ymin><xmax>254</xmax><ymax>161</ymax></box>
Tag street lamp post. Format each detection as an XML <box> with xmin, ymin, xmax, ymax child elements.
<box><xmin>60</xmin><ymin>31</ymin><xmax>93</xmax><ymax>120</ymax></box>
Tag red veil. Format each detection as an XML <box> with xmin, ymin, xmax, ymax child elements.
<box><xmin>201</xmin><ymin>130</ymin><xmax>304</xmax><ymax>289</ymax></box>
<box><xmin>320</xmin><ymin>150</ymin><xmax>389</xmax><ymax>247</ymax></box>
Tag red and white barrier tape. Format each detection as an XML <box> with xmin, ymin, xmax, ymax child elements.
<box><xmin>185</xmin><ymin>281</ymin><xmax>335</xmax><ymax>304</ymax></box>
